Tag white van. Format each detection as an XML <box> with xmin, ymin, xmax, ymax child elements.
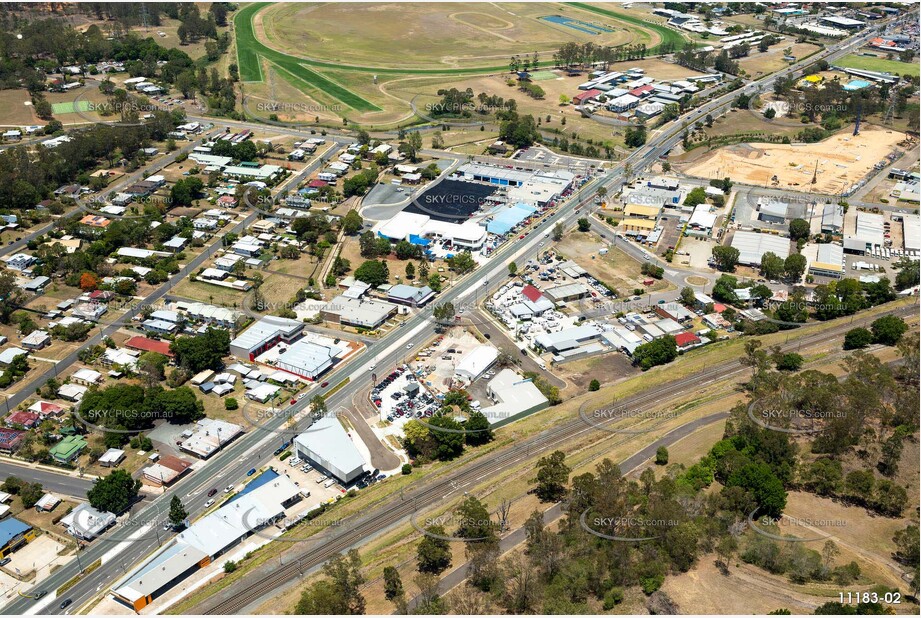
<box><xmin>323</xmin><ymin>479</ymin><xmax>336</xmax><ymax>489</ymax></box>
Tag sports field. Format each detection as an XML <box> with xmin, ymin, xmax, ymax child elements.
<box><xmin>51</xmin><ymin>100</ymin><xmax>91</xmax><ymax>115</ymax></box>
<box><xmin>836</xmin><ymin>53</ymin><xmax>919</xmax><ymax>77</ymax></box>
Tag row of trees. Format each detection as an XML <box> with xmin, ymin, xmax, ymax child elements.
<box><xmin>551</xmin><ymin>40</ymin><xmax>658</xmax><ymax>72</ymax></box>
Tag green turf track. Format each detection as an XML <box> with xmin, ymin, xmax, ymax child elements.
<box><xmin>234</xmin><ymin>2</ymin><xmax>689</xmax><ymax>101</ymax></box>
<box><xmin>565</xmin><ymin>3</ymin><xmax>688</xmax><ymax>54</ymax></box>
<box><xmin>235</xmin><ymin>3</ymin><xmax>381</xmax><ymax>112</ymax></box>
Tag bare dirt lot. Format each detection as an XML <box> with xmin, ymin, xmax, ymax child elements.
<box><xmin>556</xmin><ymin>233</ymin><xmax>674</xmax><ymax>295</ymax></box>
<box><xmin>678</xmin><ymin>125</ymin><xmax>907</xmax><ymax>195</ymax></box>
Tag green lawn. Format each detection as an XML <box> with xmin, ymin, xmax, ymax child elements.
<box><xmin>836</xmin><ymin>53</ymin><xmax>919</xmax><ymax>77</ymax></box>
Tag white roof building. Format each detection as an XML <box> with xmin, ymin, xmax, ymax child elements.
<box><xmin>481</xmin><ymin>369</ymin><xmax>549</xmax><ymax>426</ymax></box>
<box><xmin>294</xmin><ymin>416</ymin><xmax>367</xmax><ymax>483</ymax></box>
<box><xmin>178</xmin><ymin>419</ymin><xmax>243</xmax><ymax>458</ymax></box>
<box><xmin>730</xmin><ymin>231</ymin><xmax>791</xmax><ymax>266</ymax></box>
<box><xmin>454</xmin><ymin>345</ymin><xmax>499</xmax><ymax>382</ymax></box>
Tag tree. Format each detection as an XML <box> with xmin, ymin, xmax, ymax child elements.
<box><xmin>893</xmin><ymin>257</ymin><xmax>919</xmax><ymax>291</ymax></box>
<box><xmin>533</xmin><ymin>450</ymin><xmax>569</xmax><ymax>502</ymax></box>
<box><xmin>417</xmin><ymin>526</ymin><xmax>452</xmax><ymax>574</ymax></box>
<box><xmin>79</xmin><ymin>272</ymin><xmax>100</xmax><ymax>291</ymax></box>
<box><xmin>137</xmin><ymin>352</ymin><xmax>168</xmax><ymax>387</ymax></box>
<box><xmin>19</xmin><ymin>482</ymin><xmax>44</xmax><ymax>509</ymax></box>
<box><xmin>588</xmin><ymin>379</ymin><xmax>600</xmax><ymax>391</ymax></box>
<box><xmin>789</xmin><ymin>218</ymin><xmax>810</xmax><ymax>241</ymax></box>
<box><xmin>624</xmin><ymin>125</ymin><xmax>647</xmax><ymax>148</ymax></box>
<box><xmin>354</xmin><ymin>260</ymin><xmax>390</xmax><ymax>287</ymax></box>
<box><xmin>760</xmin><ymin>252</ymin><xmax>785</xmax><ymax>280</ymax></box>
<box><xmin>871</xmin><ymin>315</ymin><xmax>907</xmax><ymax>346</ymax></box>
<box><xmin>342</xmin><ymin>210</ymin><xmax>363</xmax><ymax>235</ymax></box>
<box><xmin>712</xmin><ymin>245</ymin><xmax>740</xmax><ymax>272</ymax></box>
<box><xmin>551</xmin><ymin>223</ymin><xmax>564</xmax><ymax>242</ymax></box>
<box><xmin>764</xmin><ymin>107</ymin><xmax>776</xmax><ymax>119</ymax></box>
<box><xmin>295</xmin><ymin>550</ymin><xmax>365</xmax><ymax>614</ymax></box>
<box><xmin>577</xmin><ymin>218</ymin><xmax>591</xmax><ymax>232</ymax></box>
<box><xmin>447</xmin><ymin>251</ymin><xmax>476</xmax><ymax>274</ymax></box>
<box><xmin>168</xmin><ymin>495</ymin><xmax>188</xmax><ymax>528</ymax></box>
<box><xmin>508</xmin><ymin>262</ymin><xmax>517</xmax><ymax>276</ymax></box>
<box><xmin>774</xmin><ymin>352</ymin><xmax>803</xmax><ymax>371</ymax></box>
<box><xmin>784</xmin><ymin>253</ymin><xmax>807</xmax><ymax>281</ymax></box>
<box><xmin>432</xmin><ymin>302</ymin><xmax>455</xmax><ymax>323</ymax></box>
<box><xmin>87</xmin><ymin>469</ymin><xmax>141</xmax><ymax>514</ymax></box>
<box><xmin>464</xmin><ymin>411</ymin><xmax>493</xmax><ymax>446</ymax></box>
<box><xmin>427</xmin><ymin>414</ymin><xmax>466</xmax><ymax>460</ymax></box>
<box><xmin>680</xmin><ymin>286</ymin><xmax>696</xmax><ymax>306</ymax></box>
<box><xmin>404</xmin><ymin>262</ymin><xmax>416</xmax><ymax>280</ymax></box>
<box><xmin>843</xmin><ymin>327</ymin><xmax>873</xmax><ymax>350</ymax></box>
<box><xmin>655</xmin><ymin>446</ymin><xmax>669</xmax><ymax>465</ymax></box>
<box><xmin>684</xmin><ymin>186</ymin><xmax>708</xmax><ymax>207</ymax></box>
<box><xmin>154</xmin><ymin>387</ymin><xmax>205</xmax><ymax>424</ymax></box>
<box><xmin>170</xmin><ymin>328</ymin><xmax>230</xmax><ymax>373</ymax></box>
<box><xmin>382</xmin><ymin>566</ymin><xmax>405</xmax><ymax>611</ymax></box>
<box><xmin>633</xmin><ymin>335</ymin><xmax>678</xmax><ymax>370</ymax></box>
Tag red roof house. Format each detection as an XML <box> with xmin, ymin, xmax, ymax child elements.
<box><xmin>308</xmin><ymin>179</ymin><xmax>328</xmax><ymax>189</ymax></box>
<box><xmin>5</xmin><ymin>411</ymin><xmax>40</xmax><ymax>428</ymax></box>
<box><xmin>29</xmin><ymin>400</ymin><xmax>67</xmax><ymax>417</ymax></box>
<box><xmin>674</xmin><ymin>332</ymin><xmax>701</xmax><ymax>348</ymax></box>
<box><xmin>713</xmin><ymin>302</ymin><xmax>728</xmax><ymax>313</ymax></box>
<box><xmin>125</xmin><ymin>336</ymin><xmax>175</xmax><ymax>357</ymax></box>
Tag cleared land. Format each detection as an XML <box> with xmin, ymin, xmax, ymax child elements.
<box><xmin>678</xmin><ymin>124</ymin><xmax>906</xmax><ymax>194</ymax></box>
<box><xmin>836</xmin><ymin>53</ymin><xmax>920</xmax><ymax>78</ymax></box>
<box><xmin>738</xmin><ymin>41</ymin><xmax>822</xmax><ymax>76</ymax></box>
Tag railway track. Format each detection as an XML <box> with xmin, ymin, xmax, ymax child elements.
<box><xmin>199</xmin><ymin>303</ymin><xmax>916</xmax><ymax>614</ymax></box>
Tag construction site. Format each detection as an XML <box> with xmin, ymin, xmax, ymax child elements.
<box><xmin>678</xmin><ymin>124</ymin><xmax>910</xmax><ymax>195</ymax></box>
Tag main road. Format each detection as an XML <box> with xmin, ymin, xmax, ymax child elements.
<box><xmin>2</xmin><ymin>20</ymin><xmax>898</xmax><ymax>616</ymax></box>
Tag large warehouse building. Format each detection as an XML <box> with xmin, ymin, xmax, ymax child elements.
<box><xmin>274</xmin><ymin>338</ymin><xmax>342</xmax><ymax>380</ymax></box>
<box><xmin>482</xmin><ymin>369</ymin><xmax>549</xmax><ymax>427</ymax></box>
<box><xmin>454</xmin><ymin>345</ymin><xmax>499</xmax><ymax>382</ymax></box>
<box><xmin>229</xmin><ymin>316</ymin><xmax>304</xmax><ymax>361</ymax></box>
<box><xmin>112</xmin><ymin>471</ymin><xmax>303</xmax><ymax>611</ymax></box>
<box><xmin>374</xmin><ymin>211</ymin><xmax>488</xmax><ymax>250</ymax></box>
<box><xmin>730</xmin><ymin>231</ymin><xmax>791</xmax><ymax>266</ymax></box>
<box><xmin>294</xmin><ymin>416</ymin><xmax>367</xmax><ymax>484</ymax></box>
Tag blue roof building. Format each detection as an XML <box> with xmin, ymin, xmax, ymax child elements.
<box><xmin>0</xmin><ymin>518</ymin><xmax>34</xmax><ymax>557</ymax></box>
<box><xmin>486</xmin><ymin>203</ymin><xmax>538</xmax><ymax>235</ymax></box>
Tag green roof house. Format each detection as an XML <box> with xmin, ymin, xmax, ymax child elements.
<box><xmin>50</xmin><ymin>435</ymin><xmax>87</xmax><ymax>463</ymax></box>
